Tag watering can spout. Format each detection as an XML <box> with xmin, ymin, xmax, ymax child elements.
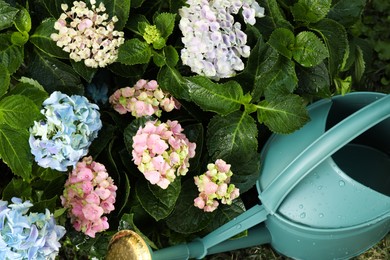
<box><xmin>106</xmin><ymin>204</ymin><xmax>270</xmax><ymax>260</ymax></box>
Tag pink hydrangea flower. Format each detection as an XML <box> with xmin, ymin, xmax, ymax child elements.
<box><xmin>194</xmin><ymin>159</ymin><xmax>239</xmax><ymax>212</ymax></box>
<box><xmin>132</xmin><ymin>120</ymin><xmax>196</xmax><ymax>189</ymax></box>
<box><xmin>61</xmin><ymin>156</ymin><xmax>117</xmax><ymax>238</ymax></box>
<box><xmin>109</xmin><ymin>79</ymin><xmax>180</xmax><ymax>118</ymax></box>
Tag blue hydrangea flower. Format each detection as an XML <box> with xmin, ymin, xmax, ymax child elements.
<box><xmin>0</xmin><ymin>197</ymin><xmax>66</xmax><ymax>260</ymax></box>
<box><xmin>29</xmin><ymin>91</ymin><xmax>103</xmax><ymax>171</ymax></box>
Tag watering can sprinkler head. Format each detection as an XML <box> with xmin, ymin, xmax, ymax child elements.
<box><xmin>106</xmin><ymin>230</ymin><xmax>152</xmax><ymax>260</ymax></box>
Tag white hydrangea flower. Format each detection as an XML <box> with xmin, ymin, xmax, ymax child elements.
<box><xmin>179</xmin><ymin>0</ymin><xmax>265</xmax><ymax>79</ymax></box>
<box><xmin>51</xmin><ymin>0</ymin><xmax>125</xmax><ymax>68</ymax></box>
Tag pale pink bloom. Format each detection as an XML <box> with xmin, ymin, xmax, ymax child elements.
<box><xmin>132</xmin><ymin>120</ymin><xmax>196</xmax><ymax>189</ymax></box>
<box><xmin>77</xmin><ymin>167</ymin><xmax>94</xmax><ymax>181</ymax></box>
<box><xmin>194</xmin><ymin>197</ymin><xmax>205</xmax><ymax>209</ymax></box>
<box><xmin>95</xmin><ymin>187</ymin><xmax>111</xmax><ymax>200</ymax></box>
<box><xmin>194</xmin><ymin>159</ymin><xmax>239</xmax><ymax>212</ymax></box>
<box><xmin>215</xmin><ymin>159</ymin><xmax>231</xmax><ymax>172</ymax></box>
<box><xmin>109</xmin><ymin>79</ymin><xmax>179</xmax><ymax>117</ymax></box>
<box><xmin>81</xmin><ymin>181</ymin><xmax>93</xmax><ymax>194</ymax></box>
<box><xmin>204</xmin><ymin>200</ymin><xmax>219</xmax><ymax>212</ymax></box>
<box><xmin>78</xmin><ymin>18</ymin><xmax>93</xmax><ymax>31</ymax></box>
<box><xmin>82</xmin><ymin>203</ymin><xmax>104</xmax><ymax>221</ymax></box>
<box><xmin>85</xmin><ymin>191</ymin><xmax>100</xmax><ymax>204</ymax></box>
<box><xmin>62</xmin><ymin>156</ymin><xmax>117</xmax><ymax>237</ymax></box>
<box><xmin>204</xmin><ymin>181</ymin><xmax>218</xmax><ymax>195</ymax></box>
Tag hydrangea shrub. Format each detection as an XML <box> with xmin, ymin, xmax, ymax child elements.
<box><xmin>179</xmin><ymin>0</ymin><xmax>265</xmax><ymax>79</ymax></box>
<box><xmin>61</xmin><ymin>156</ymin><xmax>117</xmax><ymax>238</ymax></box>
<box><xmin>132</xmin><ymin>120</ymin><xmax>196</xmax><ymax>189</ymax></box>
<box><xmin>194</xmin><ymin>159</ymin><xmax>240</xmax><ymax>212</ymax></box>
<box><xmin>50</xmin><ymin>0</ymin><xmax>125</xmax><ymax>68</ymax></box>
<box><xmin>29</xmin><ymin>91</ymin><xmax>102</xmax><ymax>171</ymax></box>
<box><xmin>109</xmin><ymin>79</ymin><xmax>179</xmax><ymax>117</ymax></box>
<box><xmin>0</xmin><ymin>197</ymin><xmax>66</xmax><ymax>260</ymax></box>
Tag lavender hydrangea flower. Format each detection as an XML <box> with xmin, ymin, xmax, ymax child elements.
<box><xmin>179</xmin><ymin>0</ymin><xmax>265</xmax><ymax>79</ymax></box>
<box><xmin>29</xmin><ymin>91</ymin><xmax>102</xmax><ymax>171</ymax></box>
<box><xmin>0</xmin><ymin>197</ymin><xmax>66</xmax><ymax>260</ymax></box>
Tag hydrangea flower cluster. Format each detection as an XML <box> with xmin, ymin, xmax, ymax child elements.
<box><xmin>194</xmin><ymin>159</ymin><xmax>240</xmax><ymax>212</ymax></box>
<box><xmin>29</xmin><ymin>91</ymin><xmax>102</xmax><ymax>172</ymax></box>
<box><xmin>61</xmin><ymin>156</ymin><xmax>117</xmax><ymax>238</ymax></box>
<box><xmin>50</xmin><ymin>0</ymin><xmax>125</xmax><ymax>68</ymax></box>
<box><xmin>132</xmin><ymin>120</ymin><xmax>196</xmax><ymax>189</ymax></box>
<box><xmin>179</xmin><ymin>0</ymin><xmax>265</xmax><ymax>79</ymax></box>
<box><xmin>109</xmin><ymin>79</ymin><xmax>179</xmax><ymax>118</ymax></box>
<box><xmin>0</xmin><ymin>197</ymin><xmax>66</xmax><ymax>260</ymax></box>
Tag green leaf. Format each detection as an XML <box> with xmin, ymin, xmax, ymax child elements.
<box><xmin>152</xmin><ymin>49</ymin><xmax>166</xmax><ymax>67</ymax></box>
<box><xmin>103</xmin><ymin>0</ymin><xmax>131</xmax><ymax>30</ymax></box>
<box><xmin>0</xmin><ymin>34</ymin><xmax>24</xmax><ymax>74</ymax></box>
<box><xmin>32</xmin><ymin>165</ymin><xmax>63</xmax><ymax>181</ymax></box>
<box><xmin>164</xmin><ymin>45</ymin><xmax>179</xmax><ymax>67</ymax></box>
<box><xmin>125</xmin><ymin>14</ymin><xmax>149</xmax><ymax>33</ymax></box>
<box><xmin>183</xmin><ymin>123</ymin><xmax>203</xmax><ymax>171</ymax></box>
<box><xmin>251</xmin><ymin>54</ymin><xmax>298</xmax><ymax>102</ymax></box>
<box><xmin>256</xmin><ymin>94</ymin><xmax>309</xmax><ymax>134</ymax></box>
<box><xmin>256</xmin><ymin>0</ymin><xmax>293</xmax><ymax>37</ymax></box>
<box><xmin>70</xmin><ymin>60</ymin><xmax>97</xmax><ymax>83</ymax></box>
<box><xmin>135</xmin><ymin>180</ymin><xmax>174</xmax><ymax>221</ymax></box>
<box><xmin>0</xmin><ymin>95</ymin><xmax>41</xmax><ymax>129</ymax></box>
<box><xmin>149</xmin><ymin>178</ymin><xmax>181</xmax><ymax>208</ymax></box>
<box><xmin>166</xmin><ymin>179</ymin><xmax>215</xmax><ymax>234</ymax></box>
<box><xmin>157</xmin><ymin>65</ymin><xmax>190</xmax><ymax>101</ymax></box>
<box><xmin>0</xmin><ymin>63</ymin><xmax>9</xmax><ymax>97</ymax></box>
<box><xmin>18</xmin><ymin>77</ymin><xmax>45</xmax><ymax>91</ymax></box>
<box><xmin>327</xmin><ymin>0</ymin><xmax>366</xmax><ymax>27</ymax></box>
<box><xmin>203</xmin><ymin>198</ymin><xmax>246</xmax><ymax>234</ymax></box>
<box><xmin>9</xmin><ymin>79</ymin><xmax>48</xmax><ymax>106</ymax></box>
<box><xmin>14</xmin><ymin>7</ymin><xmax>31</xmax><ymax>33</ymax></box>
<box><xmin>38</xmin><ymin>0</ymin><xmax>74</xmax><ymax>18</ymax></box>
<box><xmin>187</xmin><ymin>76</ymin><xmax>243</xmax><ymax>116</ymax></box>
<box><xmin>154</xmin><ymin>12</ymin><xmax>176</xmax><ymax>39</ymax></box>
<box><xmin>291</xmin><ymin>0</ymin><xmax>332</xmax><ymax>23</ymax></box>
<box><xmin>2</xmin><ymin>178</ymin><xmax>32</xmax><ymax>201</ymax></box>
<box><xmin>207</xmin><ymin>111</ymin><xmax>258</xmax><ymax>161</ymax></box>
<box><xmin>28</xmin><ymin>49</ymin><xmax>83</xmax><ymax>95</ymax></box>
<box><xmin>0</xmin><ymin>0</ymin><xmax>19</xmax><ymax>31</ymax></box>
<box><xmin>88</xmin><ymin>123</ymin><xmax>117</xmax><ymax>159</ymax></box>
<box><xmin>31</xmin><ymin>196</ymin><xmax>57</xmax><ymax>213</ymax></box>
<box><xmin>293</xmin><ymin>31</ymin><xmax>329</xmax><ymax>67</ymax></box>
<box><xmin>11</xmin><ymin>31</ymin><xmax>29</xmax><ymax>46</ymax></box>
<box><xmin>117</xmin><ymin>172</ymin><xmax>131</xmax><ymax>215</ymax></box>
<box><xmin>267</xmin><ymin>28</ymin><xmax>295</xmax><ymax>59</ymax></box>
<box><xmin>131</xmin><ymin>0</ymin><xmax>145</xmax><ymax>8</ymax></box>
<box><xmin>353</xmin><ymin>45</ymin><xmax>365</xmax><ymax>82</ymax></box>
<box><xmin>119</xmin><ymin>213</ymin><xmax>158</xmax><ymax>249</ymax></box>
<box><xmin>117</xmin><ymin>38</ymin><xmax>152</xmax><ymax>66</ymax></box>
<box><xmin>296</xmin><ymin>62</ymin><xmax>331</xmax><ymax>98</ymax></box>
<box><xmin>0</xmin><ymin>124</ymin><xmax>32</xmax><ymax>181</ymax></box>
<box><xmin>309</xmin><ymin>18</ymin><xmax>348</xmax><ymax>80</ymax></box>
<box><xmin>30</xmin><ymin>18</ymin><xmax>69</xmax><ymax>59</ymax></box>
<box><xmin>230</xmin><ymin>152</ymin><xmax>261</xmax><ymax>193</ymax></box>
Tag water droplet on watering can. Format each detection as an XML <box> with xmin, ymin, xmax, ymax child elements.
<box><xmin>300</xmin><ymin>212</ymin><xmax>306</xmax><ymax>218</ymax></box>
<box><xmin>339</xmin><ymin>180</ymin><xmax>345</xmax><ymax>187</ymax></box>
<box><xmin>317</xmin><ymin>185</ymin><xmax>323</xmax><ymax>190</ymax></box>
<box><xmin>319</xmin><ymin>213</ymin><xmax>324</xmax><ymax>218</ymax></box>
<box><xmin>299</xmin><ymin>204</ymin><xmax>304</xmax><ymax>209</ymax></box>
<box><xmin>236</xmin><ymin>224</ymin><xmax>242</xmax><ymax>229</ymax></box>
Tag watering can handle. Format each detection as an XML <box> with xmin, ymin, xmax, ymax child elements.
<box><xmin>260</xmin><ymin>94</ymin><xmax>390</xmax><ymax>214</ymax></box>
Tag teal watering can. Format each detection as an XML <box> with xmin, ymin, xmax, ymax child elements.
<box><xmin>107</xmin><ymin>92</ymin><xmax>390</xmax><ymax>260</ymax></box>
